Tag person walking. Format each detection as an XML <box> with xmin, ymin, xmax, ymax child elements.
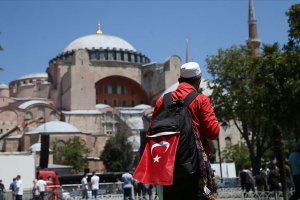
<box><xmin>32</xmin><ymin>179</ymin><xmax>40</xmax><ymax>200</ymax></box>
<box><xmin>121</xmin><ymin>172</ymin><xmax>133</xmax><ymax>200</ymax></box>
<box><xmin>9</xmin><ymin>178</ymin><xmax>17</xmax><ymax>200</ymax></box>
<box><xmin>0</xmin><ymin>180</ymin><xmax>4</xmax><ymax>200</ymax></box>
<box><xmin>148</xmin><ymin>62</ymin><xmax>220</xmax><ymax>200</ymax></box>
<box><xmin>15</xmin><ymin>175</ymin><xmax>23</xmax><ymax>200</ymax></box>
<box><xmin>37</xmin><ymin>177</ymin><xmax>47</xmax><ymax>200</ymax></box>
<box><xmin>81</xmin><ymin>173</ymin><xmax>89</xmax><ymax>199</ymax></box>
<box><xmin>91</xmin><ymin>171</ymin><xmax>99</xmax><ymax>199</ymax></box>
<box><xmin>268</xmin><ymin>163</ymin><xmax>281</xmax><ymax>192</ymax></box>
<box><xmin>289</xmin><ymin>141</ymin><xmax>300</xmax><ymax>200</ymax></box>
<box><xmin>255</xmin><ymin>164</ymin><xmax>268</xmax><ymax>192</ymax></box>
<box><xmin>240</xmin><ymin>168</ymin><xmax>255</xmax><ymax>194</ymax></box>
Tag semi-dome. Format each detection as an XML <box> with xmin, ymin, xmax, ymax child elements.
<box><xmin>30</xmin><ymin>142</ymin><xmax>52</xmax><ymax>152</ymax></box>
<box><xmin>64</xmin><ymin>34</ymin><xmax>136</xmax><ymax>53</ymax></box>
<box><xmin>32</xmin><ymin>121</ymin><xmax>80</xmax><ymax>134</ymax></box>
<box><xmin>0</xmin><ymin>84</ymin><xmax>8</xmax><ymax>89</ymax></box>
<box><xmin>30</xmin><ymin>142</ymin><xmax>41</xmax><ymax>152</ymax></box>
<box><xmin>17</xmin><ymin>73</ymin><xmax>48</xmax><ymax>81</ymax></box>
<box><xmin>19</xmin><ymin>100</ymin><xmax>50</xmax><ymax>109</ymax></box>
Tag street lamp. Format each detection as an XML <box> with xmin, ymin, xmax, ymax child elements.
<box><xmin>217</xmin><ymin>137</ymin><xmax>223</xmax><ymax>181</ymax></box>
<box><xmin>218</xmin><ymin>121</ymin><xmax>228</xmax><ymax>182</ymax></box>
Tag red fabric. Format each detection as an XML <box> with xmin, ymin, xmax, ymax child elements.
<box><xmin>151</xmin><ymin>82</ymin><xmax>220</xmax><ymax>156</ymax></box>
<box><xmin>133</xmin><ymin>132</ymin><xmax>180</xmax><ymax>185</ymax></box>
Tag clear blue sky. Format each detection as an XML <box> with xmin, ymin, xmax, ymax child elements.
<box><xmin>0</xmin><ymin>0</ymin><xmax>298</xmax><ymax>85</ymax></box>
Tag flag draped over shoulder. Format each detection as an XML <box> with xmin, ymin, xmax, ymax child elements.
<box><xmin>133</xmin><ymin>132</ymin><xmax>180</xmax><ymax>185</ymax></box>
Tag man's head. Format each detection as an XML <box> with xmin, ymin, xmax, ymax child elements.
<box><xmin>16</xmin><ymin>175</ymin><xmax>21</xmax><ymax>180</ymax></box>
<box><xmin>178</xmin><ymin>62</ymin><xmax>201</xmax><ymax>89</ymax></box>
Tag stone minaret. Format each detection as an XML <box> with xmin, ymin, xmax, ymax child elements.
<box><xmin>247</xmin><ymin>0</ymin><xmax>261</xmax><ymax>57</ymax></box>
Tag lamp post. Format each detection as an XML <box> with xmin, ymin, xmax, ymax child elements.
<box><xmin>218</xmin><ymin>121</ymin><xmax>228</xmax><ymax>182</ymax></box>
<box><xmin>217</xmin><ymin>137</ymin><xmax>223</xmax><ymax>181</ymax></box>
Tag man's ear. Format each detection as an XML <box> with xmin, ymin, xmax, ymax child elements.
<box><xmin>194</xmin><ymin>77</ymin><xmax>201</xmax><ymax>90</ymax></box>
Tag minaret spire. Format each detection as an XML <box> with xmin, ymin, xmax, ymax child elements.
<box><xmin>249</xmin><ymin>0</ymin><xmax>256</xmax><ymax>23</ymax></box>
<box><xmin>185</xmin><ymin>39</ymin><xmax>190</xmax><ymax>63</ymax></box>
<box><xmin>96</xmin><ymin>19</ymin><xmax>103</xmax><ymax>35</ymax></box>
<box><xmin>247</xmin><ymin>0</ymin><xmax>260</xmax><ymax>57</ymax></box>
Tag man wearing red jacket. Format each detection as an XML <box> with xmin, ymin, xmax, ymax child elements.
<box><xmin>151</xmin><ymin>61</ymin><xmax>220</xmax><ymax>200</ymax></box>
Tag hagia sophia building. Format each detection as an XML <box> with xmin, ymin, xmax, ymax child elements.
<box><xmin>0</xmin><ymin>0</ymin><xmax>260</xmax><ymax>173</ymax></box>
<box><xmin>0</xmin><ymin>21</ymin><xmax>182</xmax><ymax>171</ymax></box>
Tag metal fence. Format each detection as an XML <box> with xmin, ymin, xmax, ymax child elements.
<box><xmin>217</xmin><ymin>188</ymin><xmax>291</xmax><ymax>200</ymax></box>
<box><xmin>0</xmin><ymin>183</ymin><xmax>294</xmax><ymax>200</ymax></box>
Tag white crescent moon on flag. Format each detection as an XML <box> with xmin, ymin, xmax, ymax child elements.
<box><xmin>150</xmin><ymin>141</ymin><xmax>170</xmax><ymax>156</ymax></box>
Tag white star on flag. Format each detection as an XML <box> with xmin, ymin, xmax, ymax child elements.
<box><xmin>153</xmin><ymin>155</ymin><xmax>161</xmax><ymax>163</ymax></box>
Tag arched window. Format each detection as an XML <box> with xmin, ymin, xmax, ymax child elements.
<box><xmin>99</xmin><ymin>52</ymin><xmax>106</xmax><ymax>60</ymax></box>
<box><xmin>37</xmin><ymin>107</ymin><xmax>45</xmax><ymax>118</ymax></box>
<box><xmin>113</xmin><ymin>99</ymin><xmax>118</xmax><ymax>107</ymax></box>
<box><xmin>124</xmin><ymin>53</ymin><xmax>128</xmax><ymax>61</ymax></box>
<box><xmin>90</xmin><ymin>52</ymin><xmax>97</xmax><ymax>60</ymax></box>
<box><xmin>25</xmin><ymin>112</ymin><xmax>33</xmax><ymax>120</ymax></box>
<box><xmin>116</xmin><ymin>52</ymin><xmax>122</xmax><ymax>61</ymax></box>
<box><xmin>112</xmin><ymin>81</ymin><xmax>118</xmax><ymax>94</ymax></box>
<box><xmin>225</xmin><ymin>137</ymin><xmax>232</xmax><ymax>147</ymax></box>
<box><xmin>50</xmin><ymin>111</ymin><xmax>57</xmax><ymax>121</ymax></box>
<box><xmin>108</xmin><ymin>51</ymin><xmax>113</xmax><ymax>60</ymax></box>
<box><xmin>55</xmin><ymin>140</ymin><xmax>66</xmax><ymax>148</ymax></box>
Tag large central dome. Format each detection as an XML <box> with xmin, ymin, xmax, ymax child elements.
<box><xmin>64</xmin><ymin>33</ymin><xmax>136</xmax><ymax>53</ymax></box>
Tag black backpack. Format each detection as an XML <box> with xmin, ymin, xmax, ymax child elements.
<box><xmin>149</xmin><ymin>91</ymin><xmax>214</xmax><ymax>186</ymax></box>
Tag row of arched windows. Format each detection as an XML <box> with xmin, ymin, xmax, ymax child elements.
<box><xmin>88</xmin><ymin>50</ymin><xmax>150</xmax><ymax>64</ymax></box>
<box><xmin>25</xmin><ymin>109</ymin><xmax>57</xmax><ymax>121</ymax></box>
<box><xmin>100</xmin><ymin>99</ymin><xmax>143</xmax><ymax>107</ymax></box>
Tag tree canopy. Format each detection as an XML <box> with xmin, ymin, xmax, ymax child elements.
<box><xmin>206</xmin><ymin>45</ymin><xmax>272</xmax><ymax>173</ymax></box>
<box><xmin>52</xmin><ymin>136</ymin><xmax>90</xmax><ymax>173</ymax></box>
<box><xmin>100</xmin><ymin>121</ymin><xmax>134</xmax><ymax>172</ymax></box>
<box><xmin>206</xmin><ymin>4</ymin><xmax>300</xmax><ymax>198</ymax></box>
<box><xmin>285</xmin><ymin>4</ymin><xmax>300</xmax><ymax>52</ymax></box>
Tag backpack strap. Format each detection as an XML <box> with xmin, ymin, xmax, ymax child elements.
<box><xmin>163</xmin><ymin>91</ymin><xmax>198</xmax><ymax>109</ymax></box>
<box><xmin>183</xmin><ymin>91</ymin><xmax>199</xmax><ymax>107</ymax></box>
<box><xmin>163</xmin><ymin>92</ymin><xmax>173</xmax><ymax>109</ymax></box>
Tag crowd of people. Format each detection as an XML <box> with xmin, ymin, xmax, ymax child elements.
<box><xmin>0</xmin><ymin>175</ymin><xmax>54</xmax><ymax>200</ymax></box>
<box><xmin>239</xmin><ymin>141</ymin><xmax>300</xmax><ymax>200</ymax></box>
<box><xmin>79</xmin><ymin>171</ymin><xmax>155</xmax><ymax>200</ymax></box>
<box><xmin>120</xmin><ymin>172</ymin><xmax>154</xmax><ymax>200</ymax></box>
<box><xmin>0</xmin><ymin>175</ymin><xmax>24</xmax><ymax>200</ymax></box>
<box><xmin>239</xmin><ymin>163</ymin><xmax>291</xmax><ymax>193</ymax></box>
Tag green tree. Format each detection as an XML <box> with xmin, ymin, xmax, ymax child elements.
<box><xmin>257</xmin><ymin>43</ymin><xmax>300</xmax><ymax>200</ymax></box>
<box><xmin>222</xmin><ymin>143</ymin><xmax>250</xmax><ymax>174</ymax></box>
<box><xmin>206</xmin><ymin>45</ymin><xmax>272</xmax><ymax>174</ymax></box>
<box><xmin>52</xmin><ymin>136</ymin><xmax>90</xmax><ymax>173</ymax></box>
<box><xmin>207</xmin><ymin>43</ymin><xmax>300</xmax><ymax>200</ymax></box>
<box><xmin>100</xmin><ymin>121</ymin><xmax>134</xmax><ymax>172</ymax></box>
<box><xmin>283</xmin><ymin>3</ymin><xmax>300</xmax><ymax>142</ymax></box>
<box><xmin>285</xmin><ymin>4</ymin><xmax>300</xmax><ymax>51</ymax></box>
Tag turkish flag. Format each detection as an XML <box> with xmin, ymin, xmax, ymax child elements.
<box><xmin>133</xmin><ymin>132</ymin><xmax>180</xmax><ymax>185</ymax></box>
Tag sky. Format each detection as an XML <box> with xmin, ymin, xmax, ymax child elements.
<box><xmin>0</xmin><ymin>0</ymin><xmax>298</xmax><ymax>85</ymax></box>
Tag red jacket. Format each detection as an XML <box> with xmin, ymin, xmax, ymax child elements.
<box><xmin>150</xmin><ymin>82</ymin><xmax>220</xmax><ymax>156</ymax></box>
